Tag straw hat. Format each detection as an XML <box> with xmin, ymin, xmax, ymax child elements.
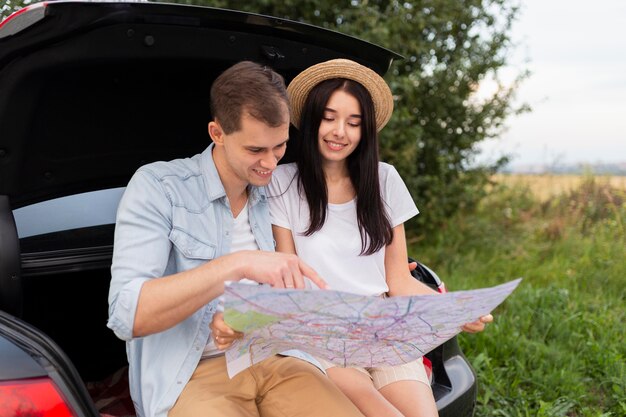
<box><xmin>287</xmin><ymin>59</ymin><xmax>394</xmax><ymax>132</ymax></box>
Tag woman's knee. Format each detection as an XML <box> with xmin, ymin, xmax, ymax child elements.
<box><xmin>327</xmin><ymin>367</ymin><xmax>377</xmax><ymax>397</ymax></box>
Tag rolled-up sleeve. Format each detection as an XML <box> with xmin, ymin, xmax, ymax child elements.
<box><xmin>108</xmin><ymin>169</ymin><xmax>173</xmax><ymax>341</ymax></box>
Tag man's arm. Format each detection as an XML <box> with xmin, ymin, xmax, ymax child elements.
<box><xmin>134</xmin><ymin>250</ymin><xmax>325</xmax><ymax>337</ymax></box>
<box><xmin>108</xmin><ymin>170</ymin><xmax>325</xmax><ymax>340</ymax></box>
<box><xmin>132</xmin><ymin>253</ymin><xmax>244</xmax><ymax>337</ymax></box>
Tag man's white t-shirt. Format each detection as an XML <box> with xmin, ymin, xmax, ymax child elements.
<box><xmin>267</xmin><ymin>162</ymin><xmax>418</xmax><ymax>296</ymax></box>
<box><xmin>202</xmin><ymin>201</ymin><xmax>258</xmax><ymax>358</ymax></box>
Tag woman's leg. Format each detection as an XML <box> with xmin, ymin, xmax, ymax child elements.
<box><xmin>370</xmin><ymin>358</ymin><xmax>438</xmax><ymax>417</ymax></box>
<box><xmin>326</xmin><ymin>367</ymin><xmax>403</xmax><ymax>417</ymax></box>
<box><xmin>378</xmin><ymin>380</ymin><xmax>438</xmax><ymax>417</ymax></box>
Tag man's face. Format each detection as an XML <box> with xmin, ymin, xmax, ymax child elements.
<box><xmin>212</xmin><ymin>111</ymin><xmax>289</xmax><ymax>189</ymax></box>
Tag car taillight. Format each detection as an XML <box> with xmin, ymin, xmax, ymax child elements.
<box><xmin>0</xmin><ymin>377</ymin><xmax>76</xmax><ymax>417</ymax></box>
<box><xmin>0</xmin><ymin>2</ymin><xmax>47</xmax><ymax>39</ymax></box>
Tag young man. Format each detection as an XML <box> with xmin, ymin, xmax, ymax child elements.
<box><xmin>107</xmin><ymin>61</ymin><xmax>364</xmax><ymax>417</ymax></box>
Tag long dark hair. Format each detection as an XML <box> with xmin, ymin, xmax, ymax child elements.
<box><xmin>296</xmin><ymin>78</ymin><xmax>392</xmax><ymax>255</ymax></box>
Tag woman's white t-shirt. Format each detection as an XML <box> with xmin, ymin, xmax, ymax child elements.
<box><xmin>267</xmin><ymin>162</ymin><xmax>418</xmax><ymax>296</ymax></box>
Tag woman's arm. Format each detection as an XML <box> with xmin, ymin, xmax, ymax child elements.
<box><xmin>385</xmin><ymin>223</ymin><xmax>493</xmax><ymax>331</ymax></box>
<box><xmin>385</xmin><ymin>224</ymin><xmax>438</xmax><ymax>296</ymax></box>
<box><xmin>273</xmin><ymin>224</ymin><xmax>298</xmax><ymax>255</ymax></box>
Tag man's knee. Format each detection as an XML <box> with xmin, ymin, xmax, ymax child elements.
<box><xmin>258</xmin><ymin>356</ymin><xmax>327</xmax><ymax>388</ymax></box>
<box><xmin>256</xmin><ymin>358</ymin><xmax>364</xmax><ymax>417</ymax></box>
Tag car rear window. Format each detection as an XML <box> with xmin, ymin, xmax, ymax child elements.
<box><xmin>13</xmin><ymin>188</ymin><xmax>125</xmax><ymax>239</ymax></box>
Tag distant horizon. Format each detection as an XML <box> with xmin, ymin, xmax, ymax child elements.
<box><xmin>504</xmin><ymin>158</ymin><xmax>626</xmax><ymax>168</ymax></box>
<box><xmin>500</xmin><ymin>159</ymin><xmax>626</xmax><ymax>175</ymax></box>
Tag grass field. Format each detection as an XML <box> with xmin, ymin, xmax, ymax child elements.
<box><xmin>410</xmin><ymin>174</ymin><xmax>626</xmax><ymax>416</ymax></box>
<box><xmin>491</xmin><ymin>174</ymin><xmax>626</xmax><ymax>201</ymax></box>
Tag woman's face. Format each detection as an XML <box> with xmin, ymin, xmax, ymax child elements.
<box><xmin>317</xmin><ymin>89</ymin><xmax>362</xmax><ymax>165</ymax></box>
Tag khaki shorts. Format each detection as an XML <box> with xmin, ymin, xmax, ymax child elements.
<box><xmin>316</xmin><ymin>356</ymin><xmax>431</xmax><ymax>390</ymax></box>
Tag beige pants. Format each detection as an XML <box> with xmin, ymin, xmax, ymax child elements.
<box><xmin>169</xmin><ymin>355</ymin><xmax>364</xmax><ymax>417</ymax></box>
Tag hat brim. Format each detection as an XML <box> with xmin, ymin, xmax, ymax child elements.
<box><xmin>287</xmin><ymin>59</ymin><xmax>393</xmax><ymax>132</ymax></box>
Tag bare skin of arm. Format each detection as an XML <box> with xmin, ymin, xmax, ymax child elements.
<box><xmin>134</xmin><ymin>249</ymin><xmax>325</xmax><ymax>337</ymax></box>
<box><xmin>385</xmin><ymin>224</ymin><xmax>439</xmax><ymax>297</ymax></box>
<box><xmin>272</xmin><ymin>224</ymin><xmax>298</xmax><ymax>255</ymax></box>
<box><xmin>385</xmin><ymin>224</ymin><xmax>493</xmax><ymax>332</ymax></box>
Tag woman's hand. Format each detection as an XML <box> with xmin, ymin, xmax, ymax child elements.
<box><xmin>210</xmin><ymin>312</ymin><xmax>243</xmax><ymax>350</ymax></box>
<box><xmin>462</xmin><ymin>314</ymin><xmax>494</xmax><ymax>333</ymax></box>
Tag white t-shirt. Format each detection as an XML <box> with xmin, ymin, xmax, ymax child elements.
<box><xmin>268</xmin><ymin>162</ymin><xmax>418</xmax><ymax>296</ymax></box>
<box><xmin>202</xmin><ymin>201</ymin><xmax>258</xmax><ymax>358</ymax></box>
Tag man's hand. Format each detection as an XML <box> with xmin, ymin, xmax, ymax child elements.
<box><xmin>210</xmin><ymin>312</ymin><xmax>243</xmax><ymax>350</ymax></box>
<box><xmin>462</xmin><ymin>314</ymin><xmax>494</xmax><ymax>333</ymax></box>
<box><xmin>239</xmin><ymin>251</ymin><xmax>327</xmax><ymax>290</ymax></box>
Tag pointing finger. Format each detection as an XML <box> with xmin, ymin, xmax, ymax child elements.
<box><xmin>298</xmin><ymin>260</ymin><xmax>327</xmax><ymax>289</ymax></box>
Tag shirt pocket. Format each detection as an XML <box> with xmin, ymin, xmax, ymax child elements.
<box><xmin>169</xmin><ymin>228</ymin><xmax>216</xmax><ymax>260</ymax></box>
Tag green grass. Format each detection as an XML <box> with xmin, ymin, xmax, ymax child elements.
<box><xmin>410</xmin><ymin>177</ymin><xmax>626</xmax><ymax>416</ymax></box>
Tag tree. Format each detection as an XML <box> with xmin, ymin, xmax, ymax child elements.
<box><xmin>3</xmin><ymin>0</ymin><xmax>527</xmax><ymax>237</ymax></box>
<box><xmin>177</xmin><ymin>0</ymin><xmax>527</xmax><ymax>237</ymax></box>
<box><xmin>1</xmin><ymin>0</ymin><xmax>31</xmax><ymax>20</ymax></box>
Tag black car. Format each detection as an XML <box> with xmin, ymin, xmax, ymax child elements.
<box><xmin>0</xmin><ymin>2</ymin><xmax>476</xmax><ymax>416</ymax></box>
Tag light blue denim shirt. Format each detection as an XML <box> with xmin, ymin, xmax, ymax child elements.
<box><xmin>107</xmin><ymin>144</ymin><xmax>317</xmax><ymax>417</ymax></box>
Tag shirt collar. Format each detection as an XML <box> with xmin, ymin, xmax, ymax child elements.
<box><xmin>200</xmin><ymin>143</ymin><xmax>267</xmax><ymax>206</ymax></box>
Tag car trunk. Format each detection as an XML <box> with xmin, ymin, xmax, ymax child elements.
<box><xmin>0</xmin><ymin>2</ymin><xmax>399</xmax><ymax>415</ymax></box>
<box><xmin>0</xmin><ymin>1</ymin><xmax>397</xmax><ymax>210</ymax></box>
<box><xmin>18</xmin><ymin>225</ymin><xmax>129</xmax><ymax>414</ymax></box>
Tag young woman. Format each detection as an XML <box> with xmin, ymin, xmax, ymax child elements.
<box><xmin>211</xmin><ymin>59</ymin><xmax>492</xmax><ymax>417</ymax></box>
<box><xmin>266</xmin><ymin>59</ymin><xmax>491</xmax><ymax>417</ymax></box>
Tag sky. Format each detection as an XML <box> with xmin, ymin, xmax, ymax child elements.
<box><xmin>477</xmin><ymin>0</ymin><xmax>626</xmax><ymax>168</ymax></box>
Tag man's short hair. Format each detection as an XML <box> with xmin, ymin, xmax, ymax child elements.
<box><xmin>210</xmin><ymin>61</ymin><xmax>289</xmax><ymax>134</ymax></box>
